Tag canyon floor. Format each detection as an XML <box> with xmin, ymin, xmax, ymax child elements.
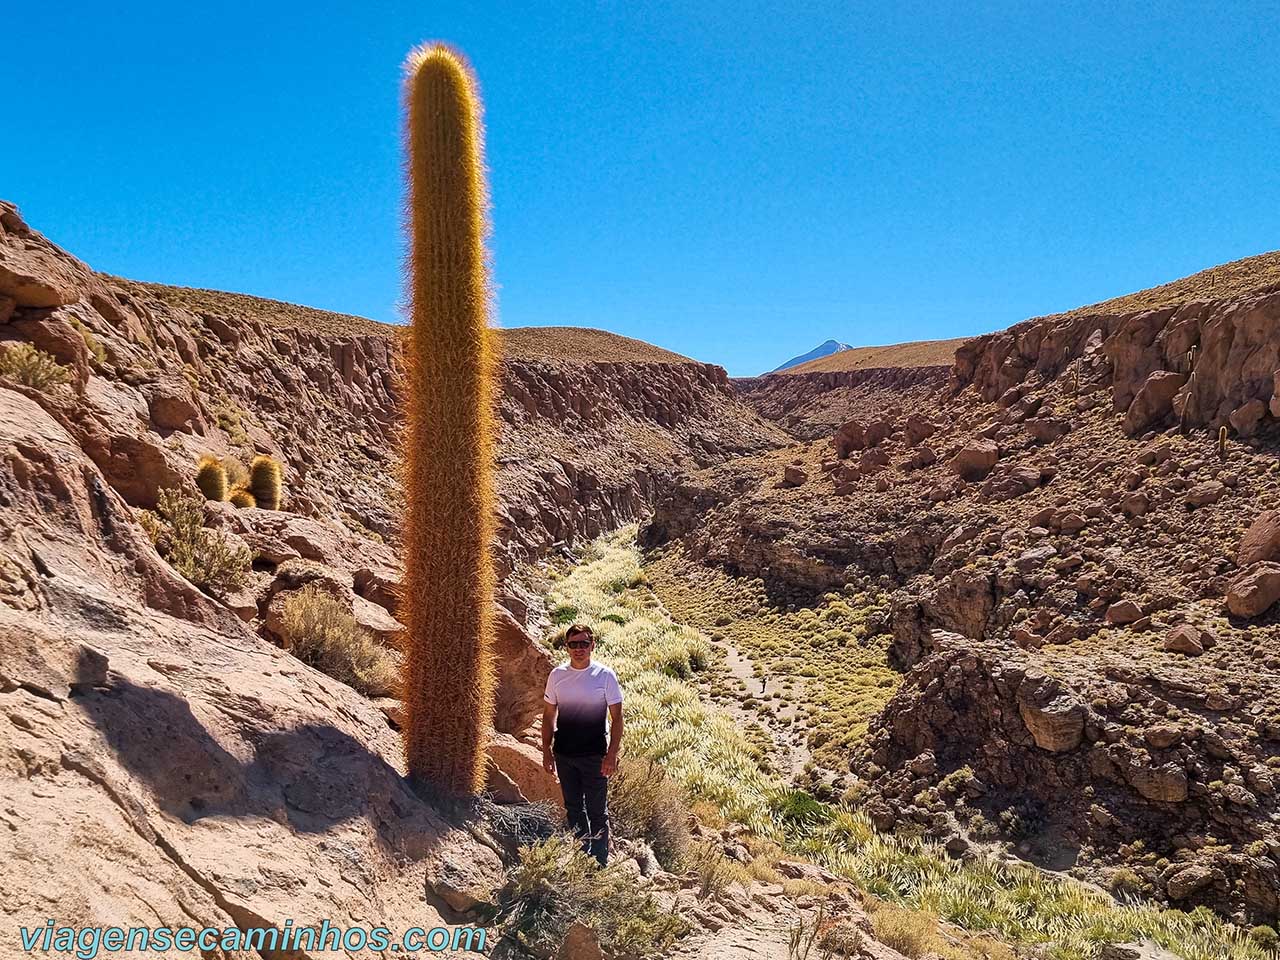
<box><xmin>2</xmin><ymin>198</ymin><xmax>1279</xmax><ymax>959</ymax></box>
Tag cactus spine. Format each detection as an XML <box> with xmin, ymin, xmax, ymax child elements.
<box><xmin>195</xmin><ymin>455</ymin><xmax>228</xmax><ymax>502</ymax></box>
<box><xmin>249</xmin><ymin>455</ymin><xmax>283</xmax><ymax>510</ymax></box>
<box><xmin>400</xmin><ymin>43</ymin><xmax>499</xmax><ymax>794</ymax></box>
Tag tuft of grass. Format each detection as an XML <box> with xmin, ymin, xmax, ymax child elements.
<box><xmin>277</xmin><ymin>585</ymin><xmax>397</xmax><ymax>697</ymax></box>
<box><xmin>0</xmin><ymin>342</ymin><xmax>71</xmax><ymax>390</ymax></box>
<box><xmin>608</xmin><ymin>757</ymin><xmax>692</xmax><ymax>869</ymax></box>
<box><xmin>143</xmin><ymin>487</ymin><xmax>249</xmax><ymax>597</ymax></box>
<box><xmin>495</xmin><ymin>835</ymin><xmax>687</xmax><ymax>957</ymax></box>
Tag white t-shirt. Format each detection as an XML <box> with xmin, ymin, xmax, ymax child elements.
<box><xmin>543</xmin><ymin>662</ymin><xmax>623</xmax><ymax>757</ymax></box>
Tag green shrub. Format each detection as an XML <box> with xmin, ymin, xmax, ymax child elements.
<box><xmin>278</xmin><ymin>585</ymin><xmax>397</xmax><ymax>698</ymax></box>
<box><xmin>147</xmin><ymin>487</ymin><xmax>249</xmax><ymax>597</ymax></box>
<box><xmin>0</xmin><ymin>342</ymin><xmax>71</xmax><ymax>390</ymax></box>
<box><xmin>495</xmin><ymin>836</ymin><xmax>687</xmax><ymax>957</ymax></box>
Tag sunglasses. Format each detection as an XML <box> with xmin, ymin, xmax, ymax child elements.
<box><xmin>566</xmin><ymin>639</ymin><xmax>593</xmax><ymax>649</ymax></box>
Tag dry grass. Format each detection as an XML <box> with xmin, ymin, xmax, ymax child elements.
<box><xmin>607</xmin><ymin>756</ymin><xmax>692</xmax><ymax>868</ymax></box>
<box><xmin>785</xmin><ymin>338</ymin><xmax>968</xmax><ymax>375</ymax></box>
<box><xmin>1037</xmin><ymin>248</ymin><xmax>1280</xmax><ymax>323</ymax></box>
<box><xmin>647</xmin><ymin>547</ymin><xmax>897</xmax><ymax>776</ymax></box>
<box><xmin>278</xmin><ymin>585</ymin><xmax>397</xmax><ymax>697</ymax></box>
<box><xmin>499</xmin><ymin>326</ymin><xmax>694</xmax><ymax>364</ymax></box>
<box><xmin>110</xmin><ymin>278</ymin><xmax>694</xmax><ymax>364</ymax></box>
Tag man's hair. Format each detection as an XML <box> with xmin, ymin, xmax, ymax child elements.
<box><xmin>565</xmin><ymin>623</ymin><xmax>594</xmax><ymax>643</ymax></box>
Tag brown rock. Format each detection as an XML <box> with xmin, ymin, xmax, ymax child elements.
<box><xmin>1238</xmin><ymin>510</ymin><xmax>1280</xmax><ymax>566</ymax></box>
<box><xmin>1166</xmin><ymin>864</ymin><xmax>1217</xmax><ymax>900</ymax></box>
<box><xmin>487</xmin><ymin>732</ymin><xmax>563</xmax><ymax>810</ymax></box>
<box><xmin>1184</xmin><ymin>480</ymin><xmax>1225</xmax><ymax>508</ymax></box>
<box><xmin>947</xmin><ymin>439</ymin><xmax>999</xmax><ymax>480</ymax></box>
<box><xmin>1229</xmin><ymin>398</ymin><xmax>1267</xmax><ymax>437</ymax></box>
<box><xmin>1123</xmin><ymin>370</ymin><xmax>1188</xmax><ymax>436</ymax></box>
<box><xmin>781</xmin><ymin>465</ymin><xmax>807</xmax><ymax>487</ymax></box>
<box><xmin>146</xmin><ymin>380</ymin><xmax>202</xmax><ymax>432</ymax></box>
<box><xmin>1105</xmin><ymin>600</ymin><xmax>1143</xmax><ymax>625</ymax></box>
<box><xmin>1017</xmin><ymin>679</ymin><xmax>1084</xmax><ymax>752</ymax></box>
<box><xmin>1163</xmin><ymin>624</ymin><xmax>1204</xmax><ymax>655</ymax></box>
<box><xmin>1226</xmin><ymin>562</ymin><xmax>1280</xmax><ymax>618</ymax></box>
<box><xmin>493</xmin><ymin>604</ymin><xmax>553</xmax><ymax>735</ymax></box>
<box><xmin>904</xmin><ymin>414</ymin><xmax>937</xmax><ymax>445</ymax></box>
<box><xmin>556</xmin><ymin>921</ymin><xmax>603</xmax><ymax>960</ymax></box>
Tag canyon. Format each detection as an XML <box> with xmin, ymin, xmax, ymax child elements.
<box><xmin>3</xmin><ymin>197</ymin><xmax>1280</xmax><ymax>956</ymax></box>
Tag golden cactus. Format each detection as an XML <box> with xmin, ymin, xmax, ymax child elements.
<box><xmin>1219</xmin><ymin>425</ymin><xmax>1229</xmax><ymax>460</ymax></box>
<box><xmin>228</xmin><ymin>486</ymin><xmax>257</xmax><ymax>508</ymax></box>
<box><xmin>249</xmin><ymin>455</ymin><xmax>284</xmax><ymax>510</ymax></box>
<box><xmin>399</xmin><ymin>42</ymin><xmax>499</xmax><ymax>794</ymax></box>
<box><xmin>195</xmin><ymin>455</ymin><xmax>227</xmax><ymax>502</ymax></box>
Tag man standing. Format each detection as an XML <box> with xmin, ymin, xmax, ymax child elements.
<box><xmin>541</xmin><ymin>624</ymin><xmax>623</xmax><ymax>866</ymax></box>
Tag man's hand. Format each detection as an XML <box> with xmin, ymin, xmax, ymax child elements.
<box><xmin>542</xmin><ymin>750</ymin><xmax>556</xmax><ymax>776</ymax></box>
<box><xmin>601</xmin><ymin>751</ymin><xmax>618</xmax><ymax>777</ymax></box>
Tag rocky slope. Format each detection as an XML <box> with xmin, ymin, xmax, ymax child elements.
<box><xmin>0</xmin><ymin>200</ymin><xmax>843</xmax><ymax>957</ymax></box>
<box><xmin>645</xmin><ymin>253</ymin><xmax>1280</xmax><ymax>922</ymax></box>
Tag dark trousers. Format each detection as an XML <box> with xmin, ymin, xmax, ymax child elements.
<box><xmin>555</xmin><ymin>752</ymin><xmax>609</xmax><ymax>866</ymax></box>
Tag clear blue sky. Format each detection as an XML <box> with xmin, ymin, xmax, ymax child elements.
<box><xmin>6</xmin><ymin>2</ymin><xmax>1278</xmax><ymax>376</ymax></box>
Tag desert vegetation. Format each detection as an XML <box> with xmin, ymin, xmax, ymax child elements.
<box><xmin>276</xmin><ymin>584</ymin><xmax>397</xmax><ymax>697</ymax></box>
<box><xmin>544</xmin><ymin>527</ymin><xmax>1279</xmax><ymax>960</ymax></box>
<box><xmin>137</xmin><ymin>487</ymin><xmax>250</xmax><ymax>596</ymax></box>
<box><xmin>0</xmin><ymin>342</ymin><xmax>72</xmax><ymax>390</ymax></box>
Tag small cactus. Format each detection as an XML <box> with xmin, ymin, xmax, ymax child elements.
<box><xmin>1218</xmin><ymin>425</ymin><xmax>1228</xmax><ymax>460</ymax></box>
<box><xmin>1186</xmin><ymin>346</ymin><xmax>1198</xmax><ymax>373</ymax></box>
<box><xmin>195</xmin><ymin>455</ymin><xmax>227</xmax><ymax>502</ymax></box>
<box><xmin>228</xmin><ymin>487</ymin><xmax>257</xmax><ymax>508</ymax></box>
<box><xmin>249</xmin><ymin>455</ymin><xmax>284</xmax><ymax>510</ymax></box>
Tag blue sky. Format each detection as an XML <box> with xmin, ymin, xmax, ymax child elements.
<box><xmin>6</xmin><ymin>2</ymin><xmax>1279</xmax><ymax>376</ymax></box>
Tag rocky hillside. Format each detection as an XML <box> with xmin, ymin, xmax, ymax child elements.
<box><xmin>644</xmin><ymin>253</ymin><xmax>1280</xmax><ymax>922</ymax></box>
<box><xmin>0</xmin><ymin>201</ymin><xmax>785</xmax><ymax>580</ymax></box>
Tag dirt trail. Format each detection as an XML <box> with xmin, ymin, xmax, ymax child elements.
<box><xmin>707</xmin><ymin>635</ymin><xmax>813</xmax><ymax>782</ymax></box>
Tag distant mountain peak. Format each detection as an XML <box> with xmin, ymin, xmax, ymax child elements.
<box><xmin>770</xmin><ymin>339</ymin><xmax>853</xmax><ymax>373</ymax></box>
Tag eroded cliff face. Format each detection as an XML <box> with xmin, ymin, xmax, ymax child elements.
<box><xmin>952</xmin><ymin>285</ymin><xmax>1280</xmax><ymax>436</ymax></box>
<box><xmin>0</xmin><ymin>200</ymin><xmax>785</xmax><ymax>583</ymax></box>
<box><xmin>641</xmin><ymin>264</ymin><xmax>1280</xmax><ymax>921</ymax></box>
<box><xmin>735</xmin><ymin>366</ymin><xmax>950</xmax><ymax>440</ymax></box>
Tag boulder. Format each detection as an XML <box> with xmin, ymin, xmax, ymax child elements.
<box><xmin>1184</xmin><ymin>480</ymin><xmax>1225</xmax><ymax>509</ymax></box>
<box><xmin>493</xmin><ymin>604</ymin><xmax>553</xmax><ymax>736</ymax></box>
<box><xmin>1229</xmin><ymin>398</ymin><xmax>1267</xmax><ymax>437</ymax></box>
<box><xmin>487</xmin><ymin>732</ymin><xmax>563</xmax><ymax>810</ymax></box>
<box><xmin>1238</xmin><ymin>510</ymin><xmax>1280</xmax><ymax>566</ymax></box>
<box><xmin>1105</xmin><ymin>600</ymin><xmax>1143</xmax><ymax>625</ymax></box>
<box><xmin>780</xmin><ymin>465</ymin><xmax>807</xmax><ymax>488</ymax></box>
<box><xmin>145</xmin><ymin>380</ymin><xmax>202</xmax><ymax>432</ymax></box>
<box><xmin>947</xmin><ymin>439</ymin><xmax>999</xmax><ymax>481</ymax></box>
<box><xmin>903</xmin><ymin>414</ymin><xmax>937</xmax><ymax>445</ymax></box>
<box><xmin>1122</xmin><ymin>370</ymin><xmax>1188</xmax><ymax>436</ymax></box>
<box><xmin>1226</xmin><ymin>563</ymin><xmax>1280</xmax><ymax>618</ymax></box>
<box><xmin>555</xmin><ymin>922</ymin><xmax>603</xmax><ymax>960</ymax></box>
<box><xmin>1166</xmin><ymin>864</ymin><xmax>1217</xmax><ymax>901</ymax></box>
<box><xmin>1163</xmin><ymin>624</ymin><xmax>1204</xmax><ymax>655</ymax></box>
<box><xmin>1017</xmin><ymin>678</ymin><xmax>1084</xmax><ymax>753</ymax></box>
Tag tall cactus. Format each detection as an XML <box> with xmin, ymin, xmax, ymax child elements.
<box><xmin>400</xmin><ymin>43</ymin><xmax>499</xmax><ymax>794</ymax></box>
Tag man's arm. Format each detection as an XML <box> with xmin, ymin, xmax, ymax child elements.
<box><xmin>601</xmin><ymin>702</ymin><xmax>623</xmax><ymax>777</ymax></box>
<box><xmin>541</xmin><ymin>702</ymin><xmax>557</xmax><ymax>775</ymax></box>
